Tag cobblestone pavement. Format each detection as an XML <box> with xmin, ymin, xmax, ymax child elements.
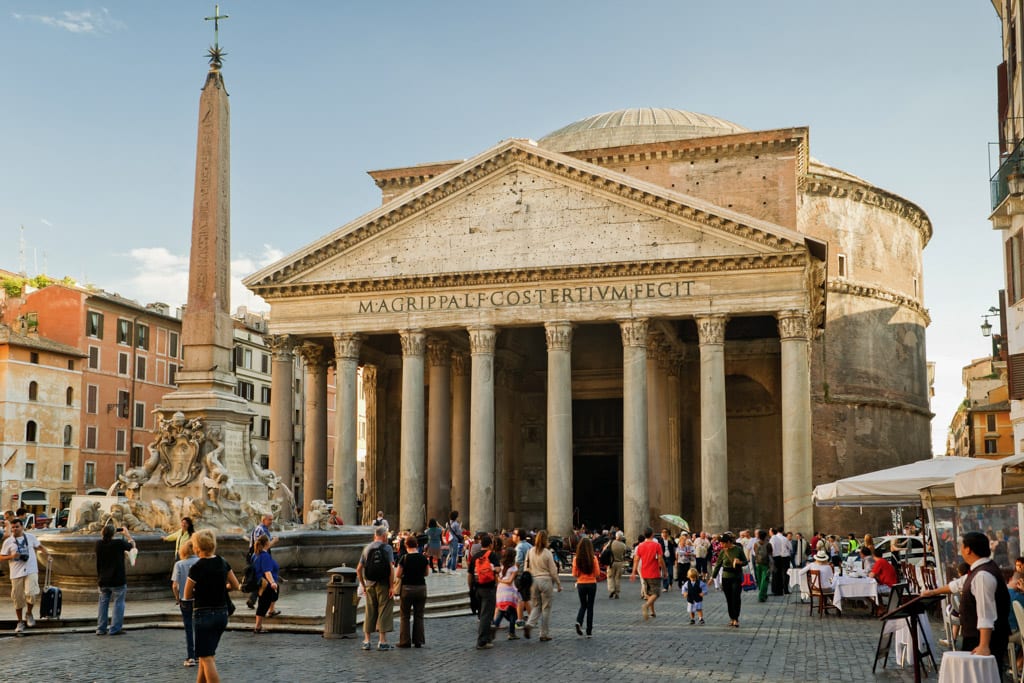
<box><xmin>5</xmin><ymin>581</ymin><xmax>929</xmax><ymax>682</ymax></box>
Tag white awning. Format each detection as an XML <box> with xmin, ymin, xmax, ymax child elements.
<box><xmin>812</xmin><ymin>457</ymin><xmax>984</xmax><ymax>507</ymax></box>
<box><xmin>953</xmin><ymin>453</ymin><xmax>1024</xmax><ymax>499</ymax></box>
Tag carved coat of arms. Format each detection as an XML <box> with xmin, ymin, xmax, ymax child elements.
<box><xmin>154</xmin><ymin>411</ymin><xmax>205</xmax><ymax>487</ymax></box>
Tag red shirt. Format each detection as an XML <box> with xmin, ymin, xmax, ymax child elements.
<box><xmin>635</xmin><ymin>539</ymin><xmax>663</xmax><ymax>579</ymax></box>
<box><xmin>871</xmin><ymin>557</ymin><xmax>897</xmax><ymax>587</ymax></box>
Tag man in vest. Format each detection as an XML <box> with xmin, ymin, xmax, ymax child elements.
<box><xmin>923</xmin><ymin>531</ymin><xmax>1011</xmax><ymax>677</ymax></box>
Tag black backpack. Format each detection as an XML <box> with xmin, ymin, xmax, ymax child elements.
<box><xmin>240</xmin><ymin>562</ymin><xmax>260</xmax><ymax>593</ymax></box>
<box><xmin>364</xmin><ymin>543</ymin><xmax>391</xmax><ymax>582</ymax></box>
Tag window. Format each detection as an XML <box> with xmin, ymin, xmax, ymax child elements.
<box><xmin>233</xmin><ymin>346</ymin><xmax>243</xmax><ymax>371</ymax></box>
<box><xmin>115</xmin><ymin>463</ymin><xmax>125</xmax><ymax>480</ymax></box>
<box><xmin>67</xmin><ymin>359</ymin><xmax>74</xmax><ymax>370</ymax></box>
<box><xmin>66</xmin><ymin>387</ymin><xmax>73</xmax><ymax>406</ymax></box>
<box><xmin>63</xmin><ymin>425</ymin><xmax>73</xmax><ymax>447</ymax></box>
<box><xmin>236</xmin><ymin>380</ymin><xmax>255</xmax><ymax>401</ymax></box>
<box><xmin>28</xmin><ymin>381</ymin><xmax>38</xmax><ymax>401</ymax></box>
<box><xmin>86</xmin><ymin>385</ymin><xmax>98</xmax><ymax>414</ymax></box>
<box><xmin>987</xmin><ymin>414</ymin><xmax>998</xmax><ymax>432</ymax></box>
<box><xmin>135</xmin><ymin>356</ymin><xmax>147</xmax><ymax>381</ymax></box>
<box><xmin>130</xmin><ymin>446</ymin><xmax>143</xmax><ymax>468</ymax></box>
<box><xmin>1008</xmin><ymin>231</ymin><xmax>1024</xmax><ymax>304</ymax></box>
<box><xmin>62</xmin><ymin>464</ymin><xmax>72</xmax><ymax>481</ymax></box>
<box><xmin>25</xmin><ymin>421</ymin><xmax>37</xmax><ymax>442</ymax></box>
<box><xmin>134</xmin><ymin>401</ymin><xmax>145</xmax><ymax>429</ymax></box>
<box><xmin>261</xmin><ymin>353</ymin><xmax>270</xmax><ymax>374</ymax></box>
<box><xmin>169</xmin><ymin>331</ymin><xmax>179</xmax><ymax>359</ymax></box>
<box><xmin>260</xmin><ymin>417</ymin><xmax>271</xmax><ymax>438</ymax></box>
<box><xmin>88</xmin><ymin>346</ymin><xmax>100</xmax><ymax>370</ymax></box>
<box><xmin>85</xmin><ymin>426</ymin><xmax>97</xmax><ymax>450</ymax></box>
<box><xmin>168</xmin><ymin>363</ymin><xmax>177</xmax><ymax>386</ymax></box>
<box><xmin>29</xmin><ymin>352</ymin><xmax>39</xmax><ymax>364</ymax></box>
<box><xmin>118</xmin><ymin>352</ymin><xmax>129</xmax><ymax>376</ymax></box>
<box><xmin>244</xmin><ymin>349</ymin><xmax>253</xmax><ymax>369</ymax></box>
<box><xmin>135</xmin><ymin>323</ymin><xmax>149</xmax><ymax>350</ymax></box>
<box><xmin>359</xmin><ymin>418</ymin><xmax>366</xmax><ymax>441</ymax></box>
<box><xmin>985</xmin><ymin>438</ymin><xmax>999</xmax><ymax>454</ymax></box>
<box><xmin>117</xmin><ymin>390</ymin><xmax>130</xmax><ymax>419</ymax></box>
<box><xmin>837</xmin><ymin>254</ymin><xmax>847</xmax><ymax>278</ymax></box>
<box><xmin>84</xmin><ymin>462</ymin><xmax>96</xmax><ymax>486</ymax></box>
<box><xmin>86</xmin><ymin>311</ymin><xmax>104</xmax><ymax>338</ymax></box>
<box><xmin>24</xmin><ymin>462</ymin><xmax>34</xmax><ymax>480</ymax></box>
<box><xmin>260</xmin><ymin>386</ymin><xmax>271</xmax><ymax>403</ymax></box>
<box><xmin>115</xmin><ymin>430</ymin><xmax>127</xmax><ymax>453</ymax></box>
<box><xmin>117</xmin><ymin>318</ymin><xmax>132</xmax><ymax>345</ymax></box>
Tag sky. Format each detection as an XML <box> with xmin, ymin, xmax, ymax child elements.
<box><xmin>0</xmin><ymin>2</ymin><xmax>1005</xmax><ymax>455</ymax></box>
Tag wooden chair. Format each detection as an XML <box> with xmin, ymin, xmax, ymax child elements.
<box><xmin>901</xmin><ymin>562</ymin><xmax>920</xmax><ymax>594</ymax></box>
<box><xmin>1012</xmin><ymin>602</ymin><xmax>1024</xmax><ymax>683</ymax></box>
<box><xmin>920</xmin><ymin>565</ymin><xmax>937</xmax><ymax>592</ymax></box>
<box><xmin>808</xmin><ymin>570</ymin><xmax>841</xmax><ymax>618</ymax></box>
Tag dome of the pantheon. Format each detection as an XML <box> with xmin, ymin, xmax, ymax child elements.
<box><xmin>538</xmin><ymin>107</ymin><xmax>748</xmax><ymax>154</ymax></box>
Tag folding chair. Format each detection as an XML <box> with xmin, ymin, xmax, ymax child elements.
<box><xmin>808</xmin><ymin>569</ymin><xmax>840</xmax><ymax>618</ymax></box>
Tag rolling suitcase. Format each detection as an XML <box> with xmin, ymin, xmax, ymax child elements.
<box><xmin>40</xmin><ymin>558</ymin><xmax>61</xmax><ymax>619</ymax></box>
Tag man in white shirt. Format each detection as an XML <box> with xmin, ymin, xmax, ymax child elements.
<box><xmin>0</xmin><ymin>518</ymin><xmax>48</xmax><ymax>635</ymax></box>
<box><xmin>693</xmin><ymin>532</ymin><xmax>711</xmax><ymax>580</ymax></box>
<box><xmin>922</xmin><ymin>531</ymin><xmax>1011</xmax><ymax>677</ymax></box>
<box><xmin>768</xmin><ymin>527</ymin><xmax>792</xmax><ymax>596</ymax></box>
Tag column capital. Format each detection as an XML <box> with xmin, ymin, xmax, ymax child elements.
<box><xmin>544</xmin><ymin>321</ymin><xmax>573</xmax><ymax>351</ymax></box>
<box><xmin>332</xmin><ymin>332</ymin><xmax>363</xmax><ymax>361</ymax></box>
<box><xmin>427</xmin><ymin>338</ymin><xmax>451</xmax><ymax>367</ymax></box>
<box><xmin>777</xmin><ymin>310</ymin><xmax>811</xmax><ymax>340</ymax></box>
<box><xmin>645</xmin><ymin>329</ymin><xmax>665</xmax><ymax>356</ymax></box>
<box><xmin>399</xmin><ymin>329</ymin><xmax>426</xmax><ymax>357</ymax></box>
<box><xmin>468</xmin><ymin>325</ymin><xmax>497</xmax><ymax>354</ymax></box>
<box><xmin>362</xmin><ymin>364</ymin><xmax>378</xmax><ymax>388</ymax></box>
<box><xmin>696</xmin><ymin>314</ymin><xmax>728</xmax><ymax>346</ymax></box>
<box><xmin>451</xmin><ymin>351</ymin><xmax>470</xmax><ymax>376</ymax></box>
<box><xmin>618</xmin><ymin>318</ymin><xmax>648</xmax><ymax>348</ymax></box>
<box><xmin>297</xmin><ymin>341</ymin><xmax>325</xmax><ymax>369</ymax></box>
<box><xmin>263</xmin><ymin>334</ymin><xmax>294</xmax><ymax>361</ymax></box>
<box><xmin>656</xmin><ymin>343</ymin><xmax>675</xmax><ymax>371</ymax></box>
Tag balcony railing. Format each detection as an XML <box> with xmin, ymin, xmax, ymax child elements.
<box><xmin>992</xmin><ymin>138</ymin><xmax>1024</xmax><ymax>210</ymax></box>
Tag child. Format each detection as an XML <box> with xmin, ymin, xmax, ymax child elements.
<box><xmin>682</xmin><ymin>568</ymin><xmax>707</xmax><ymax>625</ymax></box>
<box><xmin>492</xmin><ymin>548</ymin><xmax>521</xmax><ymax>639</ymax></box>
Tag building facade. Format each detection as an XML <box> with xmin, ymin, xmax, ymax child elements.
<box><xmin>246</xmin><ymin>109</ymin><xmax>932</xmax><ymax>539</ymax></box>
<box><xmin>947</xmin><ymin>356</ymin><xmax>1013</xmax><ymax>458</ymax></box>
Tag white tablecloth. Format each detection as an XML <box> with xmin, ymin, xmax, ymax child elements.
<box><xmin>831</xmin><ymin>576</ymin><xmax>877</xmax><ymax>610</ymax></box>
<box><xmin>884</xmin><ymin>614</ymin><xmax>938</xmax><ymax>668</ymax></box>
<box><xmin>788</xmin><ymin>567</ymin><xmax>809</xmax><ymax>600</ymax></box>
<box><xmin>938</xmin><ymin>651</ymin><xmax>999</xmax><ymax>683</ymax></box>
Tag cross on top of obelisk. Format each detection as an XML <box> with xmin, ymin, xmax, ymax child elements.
<box><xmin>204</xmin><ymin>4</ymin><xmax>229</xmax><ymax>69</ymax></box>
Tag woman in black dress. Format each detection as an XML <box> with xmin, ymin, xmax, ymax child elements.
<box><xmin>185</xmin><ymin>529</ymin><xmax>239</xmax><ymax>683</ymax></box>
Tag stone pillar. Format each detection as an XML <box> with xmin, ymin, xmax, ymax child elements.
<box><xmin>332</xmin><ymin>332</ymin><xmax>362</xmax><ymax>525</ymax></box>
<box><xmin>663</xmin><ymin>350</ymin><xmax>683</xmax><ymax>517</ymax></box>
<box><xmin>545</xmin><ymin>321</ymin><xmax>573</xmax><ymax>538</ymax></box>
<box><xmin>298</xmin><ymin>342</ymin><xmax>328</xmax><ymax>518</ymax></box>
<box><xmin>265</xmin><ymin>334</ymin><xmax>295</xmax><ymax>491</ymax></box>
<box><xmin>427</xmin><ymin>338</ymin><xmax>452</xmax><ymax>522</ymax></box>
<box><xmin>646</xmin><ymin>330</ymin><xmax>665</xmax><ymax>520</ymax></box>
<box><xmin>697</xmin><ymin>315</ymin><xmax>729</xmax><ymax>533</ymax></box>
<box><xmin>399</xmin><ymin>330</ymin><xmax>427</xmax><ymax>532</ymax></box>
<box><xmin>778</xmin><ymin>310</ymin><xmax>814</xmax><ymax>535</ymax></box>
<box><xmin>620</xmin><ymin>319</ymin><xmax>648</xmax><ymax>542</ymax></box>
<box><xmin>361</xmin><ymin>364</ymin><xmax>378</xmax><ymax>524</ymax></box>
<box><xmin>450</xmin><ymin>352</ymin><xmax>471</xmax><ymax>520</ymax></box>
<box><xmin>469</xmin><ymin>325</ymin><xmax>496</xmax><ymax>532</ymax></box>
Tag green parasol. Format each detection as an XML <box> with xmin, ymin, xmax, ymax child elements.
<box><xmin>659</xmin><ymin>514</ymin><xmax>690</xmax><ymax>532</ymax></box>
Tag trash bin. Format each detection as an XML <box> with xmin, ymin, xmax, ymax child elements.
<box><xmin>324</xmin><ymin>565</ymin><xmax>359</xmax><ymax>639</ymax></box>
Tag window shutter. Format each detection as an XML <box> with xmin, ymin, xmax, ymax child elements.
<box><xmin>1009</xmin><ymin>353</ymin><xmax>1024</xmax><ymax>400</ymax></box>
<box><xmin>1009</xmin><ymin>238</ymin><xmax>1017</xmax><ymax>304</ymax></box>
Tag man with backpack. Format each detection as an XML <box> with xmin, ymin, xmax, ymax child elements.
<box><xmin>357</xmin><ymin>526</ymin><xmax>395</xmax><ymax>651</ymax></box>
<box><xmin>468</xmin><ymin>533</ymin><xmax>500</xmax><ymax>649</ymax></box>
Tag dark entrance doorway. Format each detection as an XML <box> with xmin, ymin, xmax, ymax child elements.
<box><xmin>572</xmin><ymin>398</ymin><xmax>623</xmax><ymax>531</ymax></box>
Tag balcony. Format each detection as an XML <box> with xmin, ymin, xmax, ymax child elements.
<box><xmin>992</xmin><ymin>138</ymin><xmax>1024</xmax><ymax>210</ymax></box>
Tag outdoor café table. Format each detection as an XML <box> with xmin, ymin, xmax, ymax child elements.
<box><xmin>937</xmin><ymin>651</ymin><xmax>999</xmax><ymax>683</ymax></box>
<box><xmin>831</xmin><ymin>575</ymin><xmax>878</xmax><ymax>611</ymax></box>
<box><xmin>789</xmin><ymin>567</ymin><xmax>810</xmax><ymax>601</ymax></box>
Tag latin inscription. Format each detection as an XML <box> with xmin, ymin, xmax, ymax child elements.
<box><xmin>356</xmin><ymin>280</ymin><xmax>695</xmax><ymax>314</ymax></box>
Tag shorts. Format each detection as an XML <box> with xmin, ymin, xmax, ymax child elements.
<box><xmin>193</xmin><ymin>607</ymin><xmax>229</xmax><ymax>658</ymax></box>
<box><xmin>642</xmin><ymin>578</ymin><xmax>661</xmax><ymax>596</ymax></box>
<box><xmin>688</xmin><ymin>601</ymin><xmax>703</xmax><ymax>613</ymax></box>
<box><xmin>364</xmin><ymin>582</ymin><xmax>394</xmax><ymax>633</ymax></box>
<box><xmin>11</xmin><ymin>574</ymin><xmax>40</xmax><ymax>610</ymax></box>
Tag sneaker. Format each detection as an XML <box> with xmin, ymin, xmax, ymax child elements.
<box><xmin>699</xmin><ymin>618</ymin><xmax>705</xmax><ymax>625</ymax></box>
<box><xmin>360</xmin><ymin>641</ymin><xmax>371</xmax><ymax>651</ymax></box>
<box><xmin>939</xmin><ymin>639</ymin><xmax>951</xmax><ymax>648</ymax></box>
<box><xmin>690</xmin><ymin>618</ymin><xmax>695</xmax><ymax>625</ymax></box>
<box><xmin>377</xmin><ymin>643</ymin><xmax>394</xmax><ymax>651</ymax></box>
<box><xmin>183</xmin><ymin>659</ymin><xmax>196</xmax><ymax>667</ymax></box>
<box><xmin>25</xmin><ymin>614</ymin><xmax>35</xmax><ymax>628</ymax></box>
<box><xmin>539</xmin><ymin>636</ymin><xmax>552</xmax><ymax>642</ymax></box>
<box><xmin>515</xmin><ymin>619</ymin><xmax>524</xmax><ymax>628</ymax></box>
<box><xmin>246</xmin><ymin>600</ymin><xmax>256</xmax><ymax>609</ymax></box>
<box><xmin>575</xmin><ymin>623</ymin><xmax>583</xmax><ymax>636</ymax></box>
<box><xmin>14</xmin><ymin>622</ymin><xmax>25</xmax><ymax>636</ymax></box>
<box><xmin>476</xmin><ymin>642</ymin><xmax>493</xmax><ymax>650</ymax></box>
<box><xmin>95</xmin><ymin>630</ymin><xmax>107</xmax><ymax>636</ymax></box>
<box><xmin>507</xmin><ymin>633</ymin><xmax>520</xmax><ymax>640</ymax></box>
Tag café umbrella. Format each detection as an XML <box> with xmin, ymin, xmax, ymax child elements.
<box><xmin>659</xmin><ymin>514</ymin><xmax>690</xmax><ymax>532</ymax></box>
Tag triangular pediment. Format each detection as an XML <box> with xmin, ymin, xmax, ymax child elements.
<box><xmin>244</xmin><ymin>139</ymin><xmax>815</xmax><ymax>296</ymax></box>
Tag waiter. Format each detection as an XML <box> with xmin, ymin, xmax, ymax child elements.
<box><xmin>922</xmin><ymin>531</ymin><xmax>1010</xmax><ymax>676</ymax></box>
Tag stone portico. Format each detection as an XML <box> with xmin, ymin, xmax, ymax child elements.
<box><xmin>246</xmin><ymin>135</ymin><xmax>827</xmax><ymax>541</ymax></box>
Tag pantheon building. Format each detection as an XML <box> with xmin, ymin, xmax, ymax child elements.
<box><xmin>244</xmin><ymin>108</ymin><xmax>932</xmax><ymax>540</ymax></box>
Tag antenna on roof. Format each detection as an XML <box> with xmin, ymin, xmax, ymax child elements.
<box><xmin>18</xmin><ymin>225</ymin><xmax>26</xmax><ymax>276</ymax></box>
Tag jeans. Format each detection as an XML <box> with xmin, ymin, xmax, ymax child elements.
<box><xmin>97</xmin><ymin>585</ymin><xmax>127</xmax><ymax>634</ymax></box>
<box><xmin>575</xmin><ymin>582</ymin><xmax>596</xmax><ymax>635</ymax></box>
<box><xmin>179</xmin><ymin>600</ymin><xmax>195</xmax><ymax>660</ymax></box>
<box><xmin>193</xmin><ymin>607</ymin><xmax>229</xmax><ymax>658</ymax></box>
<box><xmin>662</xmin><ymin>562</ymin><xmax>674</xmax><ymax>590</ymax></box>
<box><xmin>447</xmin><ymin>543</ymin><xmax>460</xmax><ymax>571</ymax></box>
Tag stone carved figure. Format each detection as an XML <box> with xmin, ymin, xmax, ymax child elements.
<box><xmin>103</xmin><ymin>503</ymin><xmax>153</xmax><ymax>533</ymax></box>
<box><xmin>73</xmin><ymin>501</ymin><xmax>102</xmax><ymax>531</ymax></box>
<box><xmin>107</xmin><ymin>438</ymin><xmax>163</xmax><ymax>498</ymax></box>
<box><xmin>305</xmin><ymin>499</ymin><xmax>330</xmax><ymax>530</ymax></box>
<box><xmin>202</xmin><ymin>426</ymin><xmax>232</xmax><ymax>505</ymax></box>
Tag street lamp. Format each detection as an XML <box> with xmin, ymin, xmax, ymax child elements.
<box><xmin>981</xmin><ymin>306</ymin><xmax>1002</xmax><ymax>358</ymax></box>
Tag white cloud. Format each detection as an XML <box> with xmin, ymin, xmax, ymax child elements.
<box><xmin>110</xmin><ymin>245</ymin><xmax>281</xmax><ymax>314</ymax></box>
<box><xmin>13</xmin><ymin>8</ymin><xmax>125</xmax><ymax>34</ymax></box>
<box><xmin>39</xmin><ymin>218</ymin><xmax>53</xmax><ymax>227</ymax></box>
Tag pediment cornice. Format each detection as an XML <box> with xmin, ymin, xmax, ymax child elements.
<box><xmin>252</xmin><ymin>252</ymin><xmax>808</xmax><ymax>300</ymax></box>
<box><xmin>244</xmin><ymin>140</ymin><xmax>813</xmax><ymax>290</ymax></box>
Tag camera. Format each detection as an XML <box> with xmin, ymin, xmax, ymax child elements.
<box><xmin>116</xmin><ymin>528</ymin><xmax>124</xmax><ymax>532</ymax></box>
<box><xmin>17</xmin><ymin>554</ymin><xmax>29</xmax><ymax>563</ymax></box>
